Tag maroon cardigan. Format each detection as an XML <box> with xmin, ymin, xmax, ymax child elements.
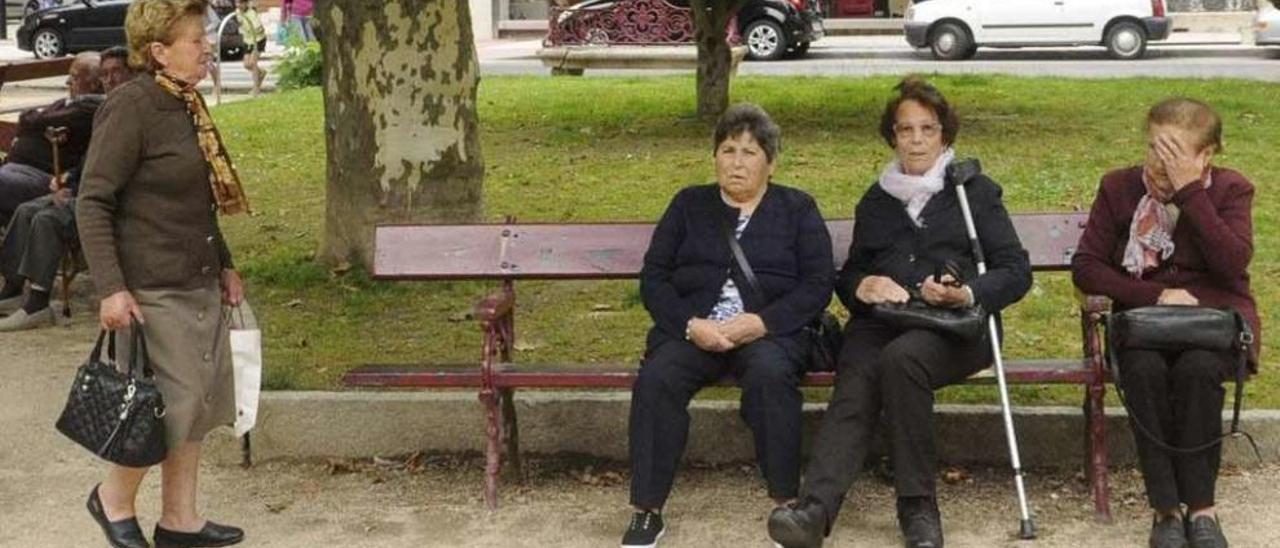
<box><xmin>1072</xmin><ymin>166</ymin><xmax>1261</xmax><ymax>365</ymax></box>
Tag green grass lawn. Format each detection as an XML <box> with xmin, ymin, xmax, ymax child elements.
<box><xmin>210</xmin><ymin>75</ymin><xmax>1280</xmax><ymax>408</ymax></box>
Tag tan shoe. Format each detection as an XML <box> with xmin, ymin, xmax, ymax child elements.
<box><xmin>0</xmin><ymin>307</ymin><xmax>54</xmax><ymax>331</ymax></box>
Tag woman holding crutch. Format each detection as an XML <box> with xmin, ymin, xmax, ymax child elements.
<box><xmin>1073</xmin><ymin>98</ymin><xmax>1258</xmax><ymax>548</ymax></box>
<box><xmin>768</xmin><ymin>76</ymin><xmax>1033</xmax><ymax>548</ymax></box>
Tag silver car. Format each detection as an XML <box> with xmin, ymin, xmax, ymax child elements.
<box><xmin>1256</xmin><ymin>2</ymin><xmax>1280</xmax><ymax>46</ymax></box>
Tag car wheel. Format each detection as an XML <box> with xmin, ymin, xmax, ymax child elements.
<box><xmin>1105</xmin><ymin>21</ymin><xmax>1147</xmax><ymax>60</ymax></box>
<box><xmin>929</xmin><ymin>22</ymin><xmax>972</xmax><ymax>61</ymax></box>
<box><xmin>32</xmin><ymin>27</ymin><xmax>66</xmax><ymax>59</ymax></box>
<box><xmin>787</xmin><ymin>41</ymin><xmax>812</xmax><ymax>58</ymax></box>
<box><xmin>745</xmin><ymin>19</ymin><xmax>787</xmax><ymax>61</ymax></box>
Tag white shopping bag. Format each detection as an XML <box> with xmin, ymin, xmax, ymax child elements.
<box><xmin>230</xmin><ymin>301</ymin><xmax>262</xmax><ymax>437</ymax></box>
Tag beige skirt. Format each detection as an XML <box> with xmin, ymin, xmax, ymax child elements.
<box><xmin>118</xmin><ymin>285</ymin><xmax>234</xmax><ymax>449</ymax></box>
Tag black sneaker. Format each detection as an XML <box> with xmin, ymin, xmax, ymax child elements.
<box><xmin>896</xmin><ymin>496</ymin><xmax>943</xmax><ymax>548</ymax></box>
<box><xmin>767</xmin><ymin>498</ymin><xmax>826</xmax><ymax>548</ymax></box>
<box><xmin>621</xmin><ymin>510</ymin><xmax>665</xmax><ymax>548</ymax></box>
<box><xmin>1186</xmin><ymin>515</ymin><xmax>1228</xmax><ymax>548</ymax></box>
<box><xmin>1149</xmin><ymin>513</ymin><xmax>1187</xmax><ymax>548</ymax></box>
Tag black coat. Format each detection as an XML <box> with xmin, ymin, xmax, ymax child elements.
<box><xmin>641</xmin><ymin>183</ymin><xmax>835</xmax><ymax>350</ymax></box>
<box><xmin>835</xmin><ymin>174</ymin><xmax>1032</xmax><ymax>319</ymax></box>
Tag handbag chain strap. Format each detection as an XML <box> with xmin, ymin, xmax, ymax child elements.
<box><xmin>1105</xmin><ymin>310</ymin><xmax>1261</xmax><ymax>460</ymax></box>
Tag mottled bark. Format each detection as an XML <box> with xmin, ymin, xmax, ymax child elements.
<box><xmin>690</xmin><ymin>0</ymin><xmax>746</xmax><ymax>120</ymax></box>
<box><xmin>316</xmin><ymin>0</ymin><xmax>485</xmax><ymax>268</ymax></box>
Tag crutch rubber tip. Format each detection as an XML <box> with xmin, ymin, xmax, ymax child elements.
<box><xmin>1018</xmin><ymin>518</ymin><xmax>1037</xmax><ymax>540</ymax></box>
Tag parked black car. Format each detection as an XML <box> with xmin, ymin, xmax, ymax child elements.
<box><xmin>17</xmin><ymin>0</ymin><xmax>244</xmax><ymax>60</ymax></box>
<box><xmin>739</xmin><ymin>0</ymin><xmax>824</xmax><ymax>61</ymax></box>
<box><xmin>551</xmin><ymin>0</ymin><xmax>824</xmax><ymax>61</ymax></box>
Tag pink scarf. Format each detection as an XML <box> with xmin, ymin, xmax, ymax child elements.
<box><xmin>1121</xmin><ymin>167</ymin><xmax>1211</xmax><ymax>277</ymax></box>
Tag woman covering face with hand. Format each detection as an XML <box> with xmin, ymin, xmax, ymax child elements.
<box><xmin>1072</xmin><ymin>98</ymin><xmax>1259</xmax><ymax>548</ymax></box>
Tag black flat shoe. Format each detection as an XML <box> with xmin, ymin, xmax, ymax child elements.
<box><xmin>86</xmin><ymin>484</ymin><xmax>151</xmax><ymax>548</ymax></box>
<box><xmin>897</xmin><ymin>496</ymin><xmax>944</xmax><ymax>548</ymax></box>
<box><xmin>1149</xmin><ymin>513</ymin><xmax>1188</xmax><ymax>548</ymax></box>
<box><xmin>154</xmin><ymin>521</ymin><xmax>244</xmax><ymax>548</ymax></box>
<box><xmin>1187</xmin><ymin>515</ymin><xmax>1228</xmax><ymax>548</ymax></box>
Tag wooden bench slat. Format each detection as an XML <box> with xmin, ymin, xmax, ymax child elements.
<box><xmin>342</xmin><ymin>358</ymin><xmax>1104</xmax><ymax>389</ymax></box>
<box><xmin>372</xmin><ymin>214</ymin><xmax>1087</xmax><ymax>280</ymax></box>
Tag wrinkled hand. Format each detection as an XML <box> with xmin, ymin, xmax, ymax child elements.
<box><xmin>50</xmin><ymin>187</ymin><xmax>72</xmax><ymax>208</ymax></box>
<box><xmin>688</xmin><ymin>318</ymin><xmax>735</xmax><ymax>353</ymax></box>
<box><xmin>856</xmin><ymin>275</ymin><xmax>909</xmax><ymax>305</ymax></box>
<box><xmin>99</xmin><ymin>290</ymin><xmax>143</xmax><ymax>330</ymax></box>
<box><xmin>1154</xmin><ymin>133</ymin><xmax>1210</xmax><ymax>194</ymax></box>
<box><xmin>921</xmin><ymin>275</ymin><xmax>970</xmax><ymax>308</ymax></box>
<box><xmin>718</xmin><ymin>313</ymin><xmax>767</xmax><ymax>346</ymax></box>
<box><xmin>1158</xmin><ymin>288</ymin><xmax>1199</xmax><ymax>306</ymax></box>
<box><xmin>221</xmin><ymin>269</ymin><xmax>245</xmax><ymax>306</ymax></box>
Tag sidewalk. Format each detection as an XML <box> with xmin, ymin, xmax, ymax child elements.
<box><xmin>3</xmin><ymin>314</ymin><xmax>1280</xmax><ymax>546</ymax></box>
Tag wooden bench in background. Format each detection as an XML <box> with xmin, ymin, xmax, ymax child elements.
<box><xmin>0</xmin><ymin>57</ymin><xmax>85</xmax><ymax>317</ymax></box>
<box><xmin>344</xmin><ymin>215</ymin><xmax>1115</xmax><ymax>516</ymax></box>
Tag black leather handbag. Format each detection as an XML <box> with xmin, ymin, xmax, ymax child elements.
<box><xmin>56</xmin><ymin>325</ymin><xmax>168</xmax><ymax>467</ymax></box>
<box><xmin>871</xmin><ymin>260</ymin><xmax>987</xmax><ymax>341</ymax></box>
<box><xmin>1106</xmin><ymin>305</ymin><xmax>1257</xmax><ymax>456</ymax></box>
<box><xmin>872</xmin><ymin>297</ymin><xmax>986</xmax><ymax>341</ymax></box>
<box><xmin>717</xmin><ymin>216</ymin><xmax>843</xmax><ymax>372</ymax></box>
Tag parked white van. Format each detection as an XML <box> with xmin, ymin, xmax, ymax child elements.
<box><xmin>904</xmin><ymin>0</ymin><xmax>1171</xmax><ymax>60</ymax></box>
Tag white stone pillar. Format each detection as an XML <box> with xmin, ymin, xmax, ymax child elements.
<box><xmin>471</xmin><ymin>0</ymin><xmax>496</xmax><ymax>40</ymax></box>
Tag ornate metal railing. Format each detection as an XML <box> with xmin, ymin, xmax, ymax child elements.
<box><xmin>545</xmin><ymin>0</ymin><xmax>739</xmax><ymax>47</ymax></box>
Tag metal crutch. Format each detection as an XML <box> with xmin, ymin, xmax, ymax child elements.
<box><xmin>948</xmin><ymin>158</ymin><xmax>1037</xmax><ymax>540</ymax></box>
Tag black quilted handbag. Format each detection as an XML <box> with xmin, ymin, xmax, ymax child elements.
<box><xmin>55</xmin><ymin>325</ymin><xmax>168</xmax><ymax>467</ymax></box>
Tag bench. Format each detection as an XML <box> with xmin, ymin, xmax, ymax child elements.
<box><xmin>537</xmin><ymin>0</ymin><xmax>747</xmax><ymax>75</ymax></box>
<box><xmin>344</xmin><ymin>215</ymin><xmax>1115</xmax><ymax>517</ymax></box>
<box><xmin>0</xmin><ymin>57</ymin><xmax>87</xmax><ymax>318</ymax></box>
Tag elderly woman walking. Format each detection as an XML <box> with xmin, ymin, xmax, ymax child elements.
<box><xmin>769</xmin><ymin>77</ymin><xmax>1032</xmax><ymax>548</ymax></box>
<box><xmin>621</xmin><ymin>103</ymin><xmax>834</xmax><ymax>548</ymax></box>
<box><xmin>1072</xmin><ymin>98</ymin><xmax>1258</xmax><ymax>548</ymax></box>
<box><xmin>76</xmin><ymin>1</ymin><xmax>250</xmax><ymax>547</ymax></box>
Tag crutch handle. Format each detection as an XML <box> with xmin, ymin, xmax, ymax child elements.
<box><xmin>945</xmin><ymin>157</ymin><xmax>983</xmax><ymax>187</ymax></box>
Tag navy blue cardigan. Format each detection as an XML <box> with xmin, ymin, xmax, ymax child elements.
<box><xmin>640</xmin><ymin>183</ymin><xmax>835</xmax><ymax>350</ymax></box>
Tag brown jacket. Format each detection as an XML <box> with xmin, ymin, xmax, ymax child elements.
<box><xmin>76</xmin><ymin>74</ymin><xmax>234</xmax><ymax>299</ymax></box>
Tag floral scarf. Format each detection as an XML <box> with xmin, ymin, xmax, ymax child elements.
<box><xmin>154</xmin><ymin>71</ymin><xmax>251</xmax><ymax>215</ymax></box>
<box><xmin>1121</xmin><ymin>167</ymin><xmax>1212</xmax><ymax>277</ymax></box>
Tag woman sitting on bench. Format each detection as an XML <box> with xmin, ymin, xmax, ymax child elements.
<box><xmin>769</xmin><ymin>76</ymin><xmax>1032</xmax><ymax>548</ymax></box>
<box><xmin>621</xmin><ymin>103</ymin><xmax>834</xmax><ymax>548</ymax></box>
<box><xmin>1072</xmin><ymin>98</ymin><xmax>1259</xmax><ymax>548</ymax></box>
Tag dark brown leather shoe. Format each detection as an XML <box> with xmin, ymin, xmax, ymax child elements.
<box><xmin>86</xmin><ymin>484</ymin><xmax>151</xmax><ymax>548</ymax></box>
<box><xmin>153</xmin><ymin>521</ymin><xmax>245</xmax><ymax>548</ymax></box>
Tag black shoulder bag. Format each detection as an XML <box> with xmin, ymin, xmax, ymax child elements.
<box><xmin>1106</xmin><ymin>305</ymin><xmax>1260</xmax><ymax>458</ymax></box>
<box><xmin>870</xmin><ymin>260</ymin><xmax>987</xmax><ymax>341</ymax></box>
<box><xmin>56</xmin><ymin>323</ymin><xmax>169</xmax><ymax>467</ymax></box>
<box><xmin>716</xmin><ymin>215</ymin><xmax>843</xmax><ymax>372</ymax></box>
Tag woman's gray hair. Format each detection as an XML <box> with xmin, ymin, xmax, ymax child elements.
<box><xmin>713</xmin><ymin>103</ymin><xmax>781</xmax><ymax>163</ymax></box>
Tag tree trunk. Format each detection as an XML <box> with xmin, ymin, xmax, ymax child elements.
<box><xmin>315</xmin><ymin>0</ymin><xmax>485</xmax><ymax>268</ymax></box>
<box><xmin>690</xmin><ymin>0</ymin><xmax>746</xmax><ymax>120</ymax></box>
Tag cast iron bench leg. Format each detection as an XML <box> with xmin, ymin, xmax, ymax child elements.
<box><xmin>1086</xmin><ymin>381</ymin><xmax>1111</xmax><ymax>521</ymax></box>
<box><xmin>480</xmin><ymin>387</ymin><xmax>502</xmax><ymax>510</ymax></box>
<box><xmin>500</xmin><ymin>388</ymin><xmax>523</xmax><ymax>482</ymax></box>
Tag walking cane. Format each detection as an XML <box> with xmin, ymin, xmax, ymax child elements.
<box><xmin>947</xmin><ymin>158</ymin><xmax>1037</xmax><ymax>540</ymax></box>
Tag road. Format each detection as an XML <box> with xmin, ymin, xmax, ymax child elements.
<box><xmin>480</xmin><ymin>35</ymin><xmax>1280</xmax><ymax>81</ymax></box>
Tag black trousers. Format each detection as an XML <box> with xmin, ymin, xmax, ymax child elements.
<box><xmin>1117</xmin><ymin>348</ymin><xmax>1232</xmax><ymax>511</ymax></box>
<box><xmin>801</xmin><ymin>319</ymin><xmax>992</xmax><ymax>529</ymax></box>
<box><xmin>0</xmin><ymin>195</ymin><xmax>74</xmax><ymax>290</ymax></box>
<box><xmin>0</xmin><ymin>163</ymin><xmax>52</xmax><ymax>229</ymax></box>
<box><xmin>629</xmin><ymin>336</ymin><xmax>805</xmax><ymax>509</ymax></box>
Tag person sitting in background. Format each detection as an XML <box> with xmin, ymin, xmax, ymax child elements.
<box><xmin>0</xmin><ymin>52</ymin><xmax>102</xmax><ymax>228</ymax></box>
<box><xmin>0</xmin><ymin>48</ymin><xmax>136</xmax><ymax>330</ymax></box>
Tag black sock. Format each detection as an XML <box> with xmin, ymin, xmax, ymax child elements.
<box><xmin>22</xmin><ymin>290</ymin><xmax>49</xmax><ymax>314</ymax></box>
<box><xmin>0</xmin><ymin>280</ymin><xmax>21</xmax><ymax>300</ymax></box>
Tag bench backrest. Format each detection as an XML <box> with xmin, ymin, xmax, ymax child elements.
<box><xmin>374</xmin><ymin>213</ymin><xmax>1089</xmax><ymax>280</ymax></box>
<box><xmin>0</xmin><ymin>57</ymin><xmax>73</xmax><ymax>87</ymax></box>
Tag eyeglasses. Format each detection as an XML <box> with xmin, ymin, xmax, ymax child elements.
<box><xmin>894</xmin><ymin>123</ymin><xmax>941</xmax><ymax>139</ymax></box>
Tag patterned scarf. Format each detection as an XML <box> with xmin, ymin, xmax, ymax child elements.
<box><xmin>1121</xmin><ymin>167</ymin><xmax>1211</xmax><ymax>277</ymax></box>
<box><xmin>878</xmin><ymin>148</ymin><xmax>954</xmax><ymax>226</ymax></box>
<box><xmin>154</xmin><ymin>72</ymin><xmax>251</xmax><ymax>215</ymax></box>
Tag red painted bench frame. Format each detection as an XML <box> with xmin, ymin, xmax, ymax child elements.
<box><xmin>346</xmin><ymin>215</ymin><xmax>1115</xmax><ymax>517</ymax></box>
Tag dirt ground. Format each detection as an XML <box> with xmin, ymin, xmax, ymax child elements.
<box><xmin>4</xmin><ymin>320</ymin><xmax>1280</xmax><ymax>547</ymax></box>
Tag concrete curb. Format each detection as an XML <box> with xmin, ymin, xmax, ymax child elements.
<box><xmin>206</xmin><ymin>391</ymin><xmax>1280</xmax><ymax>469</ymax></box>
